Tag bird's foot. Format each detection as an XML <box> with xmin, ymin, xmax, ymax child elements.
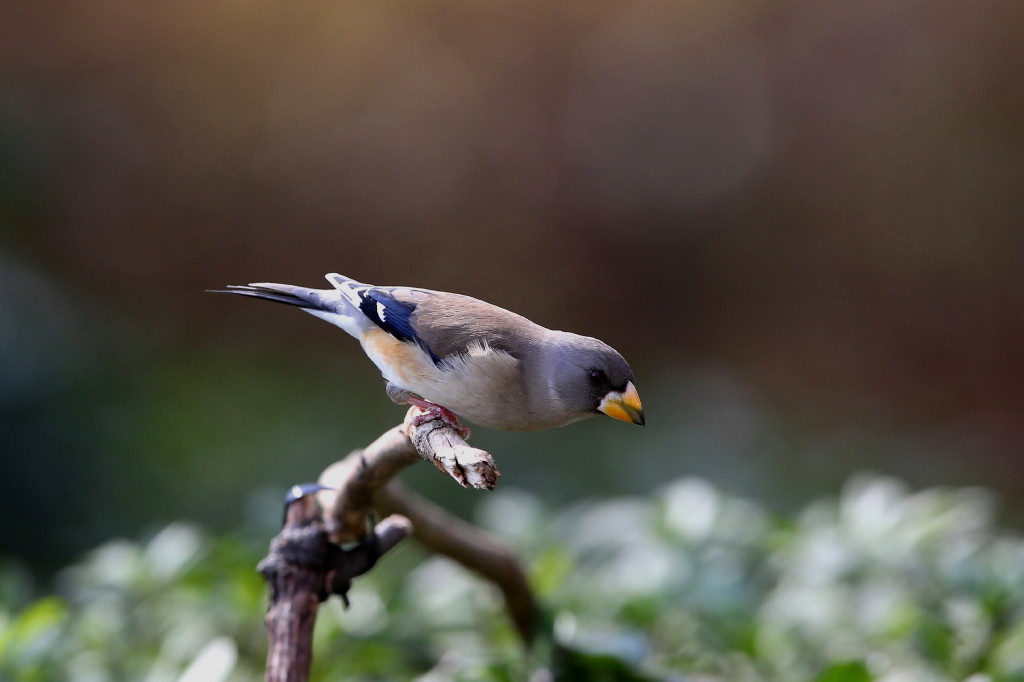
<box><xmin>408</xmin><ymin>400</ymin><xmax>471</xmax><ymax>440</ymax></box>
<box><xmin>388</xmin><ymin>383</ymin><xmax>472</xmax><ymax>439</ymax></box>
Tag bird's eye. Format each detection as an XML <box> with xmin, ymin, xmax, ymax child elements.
<box><xmin>588</xmin><ymin>369</ymin><xmax>607</xmax><ymax>385</ymax></box>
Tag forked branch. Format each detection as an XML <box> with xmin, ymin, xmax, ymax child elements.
<box><xmin>260</xmin><ymin>408</ymin><xmax>537</xmax><ymax>681</ymax></box>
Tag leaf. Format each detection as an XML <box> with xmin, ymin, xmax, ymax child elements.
<box><xmin>2</xmin><ymin>596</ymin><xmax>67</xmax><ymax>667</ymax></box>
<box><xmin>815</xmin><ymin>660</ymin><xmax>872</xmax><ymax>682</ymax></box>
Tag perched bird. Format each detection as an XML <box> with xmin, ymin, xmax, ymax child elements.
<box><xmin>211</xmin><ymin>273</ymin><xmax>644</xmax><ymax>434</ymax></box>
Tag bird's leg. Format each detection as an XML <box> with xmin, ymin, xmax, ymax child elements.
<box><xmin>386</xmin><ymin>383</ymin><xmax>471</xmax><ymax>439</ymax></box>
<box><xmin>407</xmin><ymin>399</ymin><xmax>472</xmax><ymax>440</ymax></box>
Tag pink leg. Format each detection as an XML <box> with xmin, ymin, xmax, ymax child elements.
<box><xmin>403</xmin><ymin>395</ymin><xmax>472</xmax><ymax>439</ymax></box>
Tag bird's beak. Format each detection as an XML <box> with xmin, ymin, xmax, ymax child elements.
<box><xmin>597</xmin><ymin>381</ymin><xmax>645</xmax><ymax>426</ymax></box>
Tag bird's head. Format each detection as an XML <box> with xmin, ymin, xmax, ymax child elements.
<box><xmin>548</xmin><ymin>334</ymin><xmax>645</xmax><ymax>426</ymax></box>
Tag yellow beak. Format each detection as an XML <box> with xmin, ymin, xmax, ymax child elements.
<box><xmin>597</xmin><ymin>381</ymin><xmax>645</xmax><ymax>426</ymax></box>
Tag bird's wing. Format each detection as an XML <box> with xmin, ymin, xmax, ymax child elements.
<box><xmin>215</xmin><ymin>275</ymin><xmax>547</xmax><ymax>368</ymax></box>
<box><xmin>340</xmin><ymin>283</ymin><xmax>544</xmax><ymax>365</ymax></box>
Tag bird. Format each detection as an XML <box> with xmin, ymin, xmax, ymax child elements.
<box><xmin>211</xmin><ymin>273</ymin><xmax>644</xmax><ymax>434</ymax></box>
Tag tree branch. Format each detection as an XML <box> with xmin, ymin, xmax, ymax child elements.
<box><xmin>259</xmin><ymin>495</ymin><xmax>325</xmax><ymax>682</ymax></box>
<box><xmin>376</xmin><ymin>480</ymin><xmax>540</xmax><ymax>642</ymax></box>
<box><xmin>403</xmin><ymin>408</ymin><xmax>500</xmax><ymax>490</ymax></box>
<box><xmin>317</xmin><ymin>408</ymin><xmax>498</xmax><ymax>544</ymax></box>
<box><xmin>259</xmin><ymin>412</ymin><xmax>536</xmax><ymax>681</ymax></box>
<box><xmin>317</xmin><ymin>426</ymin><xmax>419</xmax><ymax>545</ymax></box>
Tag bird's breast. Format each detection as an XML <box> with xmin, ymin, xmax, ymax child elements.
<box><xmin>362</xmin><ymin>329</ymin><xmax>536</xmax><ymax>429</ymax></box>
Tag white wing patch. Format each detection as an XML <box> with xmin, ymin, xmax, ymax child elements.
<box><xmin>331</xmin><ymin>277</ymin><xmax>363</xmax><ymax>308</ymax></box>
<box><xmin>376</xmin><ymin>301</ymin><xmax>387</xmax><ymax>322</ymax></box>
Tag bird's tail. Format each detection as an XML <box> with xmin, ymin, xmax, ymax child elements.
<box><xmin>208</xmin><ymin>283</ymin><xmax>331</xmax><ymax>309</ymax></box>
<box><xmin>209</xmin><ymin>275</ymin><xmax>370</xmax><ymax>338</ymax></box>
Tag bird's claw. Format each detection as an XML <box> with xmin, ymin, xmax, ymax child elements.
<box><xmin>410</xmin><ymin>404</ymin><xmax>472</xmax><ymax>439</ymax></box>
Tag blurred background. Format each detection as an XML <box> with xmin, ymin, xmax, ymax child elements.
<box><xmin>2</xmin><ymin>0</ymin><xmax>1022</xmax><ymax>576</ymax></box>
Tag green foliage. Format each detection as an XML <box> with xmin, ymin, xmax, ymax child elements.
<box><xmin>3</xmin><ymin>475</ymin><xmax>1024</xmax><ymax>681</ymax></box>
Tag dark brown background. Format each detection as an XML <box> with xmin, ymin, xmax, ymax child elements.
<box><xmin>2</xmin><ymin>0</ymin><xmax>1021</xmax><ymax>569</ymax></box>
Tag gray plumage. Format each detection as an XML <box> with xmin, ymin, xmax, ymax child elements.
<box><xmin>212</xmin><ymin>273</ymin><xmax>644</xmax><ymax>431</ymax></box>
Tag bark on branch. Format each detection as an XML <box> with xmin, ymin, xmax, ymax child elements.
<box><xmin>258</xmin><ymin>494</ymin><xmax>411</xmax><ymax>682</ymax></box>
<box><xmin>259</xmin><ymin>409</ymin><xmax>537</xmax><ymax>681</ymax></box>
<box><xmin>403</xmin><ymin>408</ymin><xmax>500</xmax><ymax>490</ymax></box>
